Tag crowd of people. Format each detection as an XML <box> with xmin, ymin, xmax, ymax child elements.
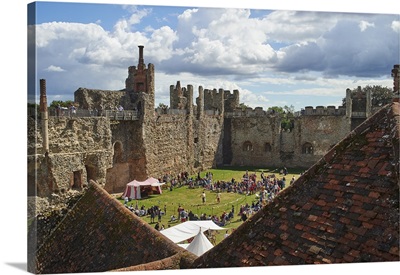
<box><xmin>158</xmin><ymin>169</ymin><xmax>295</xmax><ymax>201</ymax></box>
<box><xmin>123</xmin><ymin>168</ymin><xmax>297</xmax><ymax>232</ymax></box>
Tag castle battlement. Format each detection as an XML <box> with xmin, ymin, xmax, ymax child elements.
<box><xmin>225</xmin><ymin>107</ymin><xmax>268</xmax><ymax>118</ymax></box>
<box><xmin>225</xmin><ymin>105</ymin><xmax>347</xmax><ymax>118</ymax></box>
<box><xmin>301</xmin><ymin>105</ymin><xmax>346</xmax><ymax>116</ymax></box>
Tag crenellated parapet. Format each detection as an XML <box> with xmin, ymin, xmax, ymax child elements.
<box><xmin>225</xmin><ymin>105</ymin><xmax>347</xmax><ymax>118</ymax></box>
<box><xmin>169</xmin><ymin>81</ymin><xmax>193</xmax><ymax>111</ymax></box>
<box><xmin>301</xmin><ymin>106</ymin><xmax>346</xmax><ymax>116</ymax></box>
<box><xmin>225</xmin><ymin>107</ymin><xmax>268</xmax><ymax>118</ymax></box>
<box><xmin>169</xmin><ymin>83</ymin><xmax>239</xmax><ymax>116</ymax></box>
<box><xmin>224</xmin><ymin>89</ymin><xmax>240</xmax><ymax>112</ymax></box>
<box><xmin>202</xmin><ymin>88</ymin><xmax>240</xmax><ymax>114</ymax></box>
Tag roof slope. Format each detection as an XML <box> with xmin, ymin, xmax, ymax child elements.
<box><xmin>30</xmin><ymin>181</ymin><xmax>196</xmax><ymax>274</ymax></box>
<box><xmin>192</xmin><ymin>102</ymin><xmax>400</xmax><ymax>268</ymax></box>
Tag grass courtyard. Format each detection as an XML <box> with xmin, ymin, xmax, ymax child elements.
<box><xmin>117</xmin><ymin>166</ymin><xmax>303</xmax><ymax>244</ymax></box>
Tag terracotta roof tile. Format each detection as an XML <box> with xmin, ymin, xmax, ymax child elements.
<box><xmin>192</xmin><ymin>103</ymin><xmax>400</xmax><ymax>268</ymax></box>
<box><xmin>31</xmin><ymin>181</ymin><xmax>195</xmax><ymax>273</ymax></box>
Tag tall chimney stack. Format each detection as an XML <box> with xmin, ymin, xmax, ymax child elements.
<box><xmin>138</xmin><ymin>45</ymin><xmax>144</xmax><ymax>68</ymax></box>
<box><xmin>40</xmin><ymin>79</ymin><xmax>49</xmax><ymax>154</ymax></box>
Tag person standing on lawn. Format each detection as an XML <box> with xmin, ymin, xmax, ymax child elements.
<box><xmin>216</xmin><ymin>191</ymin><xmax>221</xmax><ymax>203</ymax></box>
<box><xmin>201</xmin><ymin>191</ymin><xmax>206</xmax><ymax>204</ymax></box>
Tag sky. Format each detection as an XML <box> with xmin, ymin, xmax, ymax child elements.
<box><xmin>1</xmin><ymin>1</ymin><xmax>400</xmax><ymax>275</ymax></box>
<box><xmin>27</xmin><ymin>0</ymin><xmax>400</xmax><ymax>112</ymax></box>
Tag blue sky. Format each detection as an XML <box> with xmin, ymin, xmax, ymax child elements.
<box><xmin>27</xmin><ymin>1</ymin><xmax>400</xmax><ymax>111</ymax></box>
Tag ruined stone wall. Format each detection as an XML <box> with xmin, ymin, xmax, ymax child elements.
<box><xmin>104</xmin><ymin>120</ymin><xmax>146</xmax><ymax>194</ymax></box>
<box><xmin>288</xmin><ymin>115</ymin><xmax>351</xmax><ymax>167</ymax></box>
<box><xmin>204</xmin><ymin>89</ymin><xmax>224</xmax><ymax>113</ymax></box>
<box><xmin>137</xmin><ymin>111</ymin><xmax>224</xmax><ymax>179</ymax></box>
<box><xmin>143</xmin><ymin>115</ymin><xmax>192</xmax><ymax>177</ymax></box>
<box><xmin>224</xmin><ymin>90</ymin><xmax>240</xmax><ymax>112</ymax></box>
<box><xmin>229</xmin><ymin>115</ymin><xmax>281</xmax><ymax>167</ymax></box>
<box><xmin>228</xmin><ymin>114</ymin><xmax>350</xmax><ymax>168</ymax></box>
<box><xmin>74</xmin><ymin>88</ymin><xmax>130</xmax><ymax>112</ymax></box>
<box><xmin>27</xmin><ymin>116</ymin><xmax>113</xmax><ymax>197</ymax></box>
<box><xmin>194</xmin><ymin>115</ymin><xmax>224</xmax><ymax>169</ymax></box>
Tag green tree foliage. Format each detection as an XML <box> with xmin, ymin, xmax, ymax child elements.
<box><xmin>239</xmin><ymin>103</ymin><xmax>249</xmax><ymax>111</ymax></box>
<box><xmin>267</xmin><ymin>105</ymin><xmax>295</xmax><ymax>131</ymax></box>
<box><xmin>342</xmin><ymin>85</ymin><xmax>393</xmax><ymax>107</ymax></box>
<box><xmin>49</xmin><ymin>100</ymin><xmax>75</xmax><ymax>108</ymax></box>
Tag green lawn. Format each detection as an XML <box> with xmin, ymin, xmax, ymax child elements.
<box><xmin>117</xmin><ymin>166</ymin><xmax>303</xmax><ymax>244</ymax></box>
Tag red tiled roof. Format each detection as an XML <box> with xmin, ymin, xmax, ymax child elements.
<box><xmin>30</xmin><ymin>181</ymin><xmax>196</xmax><ymax>274</ymax></box>
<box><xmin>192</xmin><ymin>102</ymin><xmax>400</xmax><ymax>268</ymax></box>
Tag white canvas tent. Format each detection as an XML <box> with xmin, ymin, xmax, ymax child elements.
<box><xmin>184</xmin><ymin>229</ymin><xmax>214</xmax><ymax>256</ymax></box>
<box><xmin>160</xmin><ymin>220</ymin><xmax>224</xmax><ymax>244</ymax></box>
<box><xmin>122</xmin><ymin>177</ymin><xmax>165</xmax><ymax>200</ymax></box>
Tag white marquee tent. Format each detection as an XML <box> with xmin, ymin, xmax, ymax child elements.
<box><xmin>160</xmin><ymin>220</ymin><xmax>225</xmax><ymax>244</ymax></box>
<box><xmin>122</xmin><ymin>177</ymin><xmax>165</xmax><ymax>200</ymax></box>
<box><xmin>180</xmin><ymin>229</ymin><xmax>214</xmax><ymax>256</ymax></box>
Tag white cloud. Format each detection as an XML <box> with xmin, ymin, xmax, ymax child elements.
<box><xmin>359</xmin><ymin>20</ymin><xmax>375</xmax><ymax>32</ymax></box>
<box><xmin>45</xmin><ymin>65</ymin><xmax>65</xmax><ymax>72</ymax></box>
<box><xmin>178</xmin><ymin>8</ymin><xmax>198</xmax><ymax>20</ymax></box>
<box><xmin>33</xmin><ymin>5</ymin><xmax>398</xmax><ymax>110</ymax></box>
<box><xmin>392</xmin><ymin>20</ymin><xmax>400</xmax><ymax>32</ymax></box>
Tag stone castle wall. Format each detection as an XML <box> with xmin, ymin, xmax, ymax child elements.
<box><xmin>31</xmin><ymin>46</ymin><xmax>382</xmax><ymax>198</ymax></box>
<box><xmin>140</xmin><ymin>112</ymin><xmax>224</xmax><ymax>181</ymax></box>
<box><xmin>104</xmin><ymin>120</ymin><xmax>146</xmax><ymax>194</ymax></box>
<box><xmin>74</xmin><ymin>88</ymin><xmax>128</xmax><ymax>113</ymax></box>
<box><xmin>228</xmin><ymin>114</ymin><xmax>351</xmax><ymax>168</ymax></box>
<box><xmin>229</xmin><ymin>115</ymin><xmax>281</xmax><ymax>167</ymax></box>
<box><xmin>28</xmin><ymin>116</ymin><xmax>114</xmax><ymax>197</ymax></box>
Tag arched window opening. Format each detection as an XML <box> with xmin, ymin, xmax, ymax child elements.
<box><xmin>243</xmin><ymin>141</ymin><xmax>253</xmax><ymax>151</ymax></box>
<box><xmin>113</xmin><ymin>141</ymin><xmax>123</xmax><ymax>163</ymax></box>
<box><xmin>302</xmin><ymin>142</ymin><xmax>313</xmax><ymax>154</ymax></box>
<box><xmin>85</xmin><ymin>165</ymin><xmax>96</xmax><ymax>183</ymax></box>
<box><xmin>72</xmin><ymin>170</ymin><xmax>82</xmax><ymax>190</ymax></box>
<box><xmin>265</xmin><ymin>142</ymin><xmax>272</xmax><ymax>152</ymax></box>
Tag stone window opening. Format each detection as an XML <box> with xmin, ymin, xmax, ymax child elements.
<box><xmin>265</xmin><ymin>142</ymin><xmax>272</xmax><ymax>152</ymax></box>
<box><xmin>72</xmin><ymin>170</ymin><xmax>82</xmax><ymax>190</ymax></box>
<box><xmin>85</xmin><ymin>165</ymin><xmax>96</xmax><ymax>183</ymax></box>
<box><xmin>243</xmin><ymin>141</ymin><xmax>253</xmax><ymax>151</ymax></box>
<box><xmin>302</xmin><ymin>142</ymin><xmax>313</xmax><ymax>154</ymax></box>
<box><xmin>113</xmin><ymin>141</ymin><xmax>123</xmax><ymax>163</ymax></box>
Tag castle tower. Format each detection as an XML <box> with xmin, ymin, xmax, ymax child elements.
<box><xmin>39</xmin><ymin>79</ymin><xmax>49</xmax><ymax>154</ymax></box>
<box><xmin>124</xmin><ymin>45</ymin><xmax>155</xmax><ymax>116</ymax></box>
<box><xmin>133</xmin><ymin>45</ymin><xmax>147</xmax><ymax>93</ymax></box>
<box><xmin>125</xmin><ymin>45</ymin><xmax>151</xmax><ymax>94</ymax></box>
<box><xmin>196</xmin><ymin>86</ymin><xmax>204</xmax><ymax>119</ymax></box>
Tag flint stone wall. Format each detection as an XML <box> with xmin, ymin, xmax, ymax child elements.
<box><xmin>142</xmin><ymin>113</ymin><xmax>223</xmax><ymax>178</ymax></box>
<box><xmin>28</xmin><ymin>116</ymin><xmax>113</xmax><ymax>197</ymax></box>
<box><xmin>229</xmin><ymin>114</ymin><xmax>350</xmax><ymax>168</ymax></box>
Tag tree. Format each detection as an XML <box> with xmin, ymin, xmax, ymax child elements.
<box><xmin>267</xmin><ymin>105</ymin><xmax>295</xmax><ymax>131</ymax></box>
<box><xmin>49</xmin><ymin>100</ymin><xmax>74</xmax><ymax>108</ymax></box>
<box><xmin>342</xmin><ymin>85</ymin><xmax>393</xmax><ymax>107</ymax></box>
<box><xmin>239</xmin><ymin>103</ymin><xmax>249</xmax><ymax>111</ymax></box>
